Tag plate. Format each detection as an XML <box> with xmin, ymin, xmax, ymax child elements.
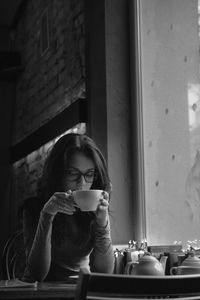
<box><xmin>0</xmin><ymin>279</ymin><xmax>37</xmax><ymax>288</ymax></box>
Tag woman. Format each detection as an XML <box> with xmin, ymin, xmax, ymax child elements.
<box><xmin>21</xmin><ymin>133</ymin><xmax>114</xmax><ymax>282</ymax></box>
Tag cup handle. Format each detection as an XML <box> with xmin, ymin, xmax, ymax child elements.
<box><xmin>124</xmin><ymin>262</ymin><xmax>137</xmax><ymax>274</ymax></box>
<box><xmin>170</xmin><ymin>266</ymin><xmax>177</xmax><ymax>275</ymax></box>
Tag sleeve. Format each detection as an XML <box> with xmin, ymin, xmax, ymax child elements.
<box><xmin>22</xmin><ymin>210</ymin><xmax>54</xmax><ymax>282</ymax></box>
<box><xmin>89</xmin><ymin>216</ymin><xmax>115</xmax><ymax>273</ymax></box>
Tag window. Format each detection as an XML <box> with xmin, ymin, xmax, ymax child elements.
<box><xmin>130</xmin><ymin>0</ymin><xmax>200</xmax><ymax>249</ymax></box>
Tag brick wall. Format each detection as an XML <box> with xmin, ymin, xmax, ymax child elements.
<box><xmin>13</xmin><ymin>0</ymin><xmax>85</xmax><ymax>144</ymax></box>
<box><xmin>12</xmin><ymin>123</ymin><xmax>86</xmax><ymax>210</ymax></box>
<box><xmin>11</xmin><ymin>0</ymin><xmax>86</xmax><ymax>219</ymax></box>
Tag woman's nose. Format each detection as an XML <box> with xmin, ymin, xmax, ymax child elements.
<box><xmin>78</xmin><ymin>174</ymin><xmax>87</xmax><ymax>184</ymax></box>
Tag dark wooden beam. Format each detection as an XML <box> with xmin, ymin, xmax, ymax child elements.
<box><xmin>10</xmin><ymin>98</ymin><xmax>87</xmax><ymax>163</ymax></box>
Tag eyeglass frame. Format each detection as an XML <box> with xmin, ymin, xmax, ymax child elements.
<box><xmin>62</xmin><ymin>167</ymin><xmax>98</xmax><ymax>183</ymax></box>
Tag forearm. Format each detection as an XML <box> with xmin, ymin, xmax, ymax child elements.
<box><xmin>90</xmin><ymin>219</ymin><xmax>115</xmax><ymax>273</ymax></box>
<box><xmin>23</xmin><ymin>211</ymin><xmax>54</xmax><ymax>282</ymax></box>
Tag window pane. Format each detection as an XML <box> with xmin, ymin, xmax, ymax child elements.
<box><xmin>138</xmin><ymin>0</ymin><xmax>200</xmax><ymax>249</ymax></box>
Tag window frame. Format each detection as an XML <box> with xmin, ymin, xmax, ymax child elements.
<box><xmin>129</xmin><ymin>0</ymin><xmax>146</xmax><ymax>242</ymax></box>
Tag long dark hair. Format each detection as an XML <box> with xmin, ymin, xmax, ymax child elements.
<box><xmin>38</xmin><ymin>133</ymin><xmax>112</xmax><ymax>244</ymax></box>
<box><xmin>39</xmin><ymin>133</ymin><xmax>112</xmax><ymax>207</ymax></box>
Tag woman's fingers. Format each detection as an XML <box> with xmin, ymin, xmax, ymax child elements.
<box><xmin>102</xmin><ymin>191</ymin><xmax>109</xmax><ymax>200</ymax></box>
<box><xmin>53</xmin><ymin>192</ymin><xmax>77</xmax><ymax>214</ymax></box>
<box><xmin>43</xmin><ymin>192</ymin><xmax>77</xmax><ymax>216</ymax></box>
<box><xmin>99</xmin><ymin>193</ymin><xmax>109</xmax><ymax>208</ymax></box>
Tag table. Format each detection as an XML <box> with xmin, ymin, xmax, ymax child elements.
<box><xmin>0</xmin><ymin>280</ymin><xmax>77</xmax><ymax>300</ymax></box>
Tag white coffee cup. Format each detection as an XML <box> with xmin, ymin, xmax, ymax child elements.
<box><xmin>72</xmin><ymin>189</ymin><xmax>104</xmax><ymax>211</ymax></box>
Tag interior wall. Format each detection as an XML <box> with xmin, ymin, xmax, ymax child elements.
<box><xmin>0</xmin><ymin>0</ymin><xmax>86</xmax><ymax>270</ymax></box>
<box><xmin>105</xmin><ymin>0</ymin><xmax>133</xmax><ymax>244</ymax></box>
<box><xmin>86</xmin><ymin>0</ymin><xmax>133</xmax><ymax>245</ymax></box>
<box><xmin>13</xmin><ymin>0</ymin><xmax>85</xmax><ymax>146</ymax></box>
<box><xmin>9</xmin><ymin>0</ymin><xmax>86</xmax><ymax>230</ymax></box>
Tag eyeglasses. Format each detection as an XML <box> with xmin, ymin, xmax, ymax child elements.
<box><xmin>63</xmin><ymin>168</ymin><xmax>97</xmax><ymax>183</ymax></box>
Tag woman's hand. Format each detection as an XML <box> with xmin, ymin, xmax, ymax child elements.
<box><xmin>95</xmin><ymin>191</ymin><xmax>109</xmax><ymax>227</ymax></box>
<box><xmin>42</xmin><ymin>191</ymin><xmax>76</xmax><ymax>216</ymax></box>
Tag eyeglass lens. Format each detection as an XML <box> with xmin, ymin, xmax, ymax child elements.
<box><xmin>64</xmin><ymin>169</ymin><xmax>96</xmax><ymax>183</ymax></box>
